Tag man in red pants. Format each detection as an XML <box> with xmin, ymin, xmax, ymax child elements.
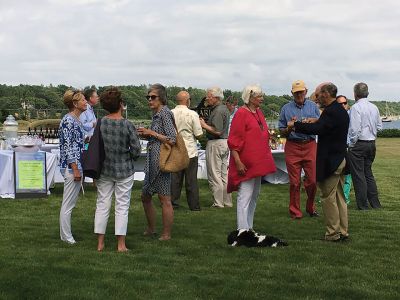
<box><xmin>278</xmin><ymin>80</ymin><xmax>320</xmax><ymax>219</ymax></box>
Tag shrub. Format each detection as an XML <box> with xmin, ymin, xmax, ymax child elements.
<box><xmin>377</xmin><ymin>129</ymin><xmax>400</xmax><ymax>138</ymax></box>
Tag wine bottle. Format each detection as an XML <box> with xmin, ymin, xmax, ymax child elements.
<box><xmin>45</xmin><ymin>128</ymin><xmax>49</xmax><ymax>144</ymax></box>
<box><xmin>54</xmin><ymin>129</ymin><xmax>59</xmax><ymax>144</ymax></box>
<box><xmin>50</xmin><ymin>128</ymin><xmax>55</xmax><ymax>144</ymax></box>
<box><xmin>39</xmin><ymin>127</ymin><xmax>45</xmax><ymax>141</ymax></box>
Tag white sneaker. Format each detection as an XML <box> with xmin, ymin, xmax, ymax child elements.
<box><xmin>61</xmin><ymin>238</ymin><xmax>76</xmax><ymax>245</ymax></box>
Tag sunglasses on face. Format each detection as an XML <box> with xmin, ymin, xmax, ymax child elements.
<box><xmin>340</xmin><ymin>101</ymin><xmax>347</xmax><ymax>105</ymax></box>
<box><xmin>146</xmin><ymin>95</ymin><xmax>159</xmax><ymax>101</ymax></box>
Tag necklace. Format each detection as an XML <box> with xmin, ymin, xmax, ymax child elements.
<box><xmin>245</xmin><ymin>103</ymin><xmax>256</xmax><ymax>113</ymax></box>
<box><xmin>245</xmin><ymin>105</ymin><xmax>264</xmax><ymax>131</ymax></box>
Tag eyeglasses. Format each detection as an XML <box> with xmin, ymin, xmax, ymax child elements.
<box><xmin>146</xmin><ymin>95</ymin><xmax>159</xmax><ymax>101</ymax></box>
<box><xmin>339</xmin><ymin>101</ymin><xmax>347</xmax><ymax>105</ymax></box>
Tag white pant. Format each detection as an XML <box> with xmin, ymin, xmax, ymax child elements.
<box><xmin>60</xmin><ymin>171</ymin><xmax>82</xmax><ymax>243</ymax></box>
<box><xmin>237</xmin><ymin>177</ymin><xmax>262</xmax><ymax>230</ymax></box>
<box><xmin>94</xmin><ymin>174</ymin><xmax>135</xmax><ymax>236</ymax></box>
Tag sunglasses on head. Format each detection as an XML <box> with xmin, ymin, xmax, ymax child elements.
<box><xmin>146</xmin><ymin>95</ymin><xmax>159</xmax><ymax>101</ymax></box>
<box><xmin>72</xmin><ymin>90</ymin><xmax>84</xmax><ymax>102</ymax></box>
<box><xmin>250</xmin><ymin>90</ymin><xmax>262</xmax><ymax>98</ymax></box>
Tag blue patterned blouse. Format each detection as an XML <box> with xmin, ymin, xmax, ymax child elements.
<box><xmin>59</xmin><ymin>114</ymin><xmax>85</xmax><ymax>177</ymax></box>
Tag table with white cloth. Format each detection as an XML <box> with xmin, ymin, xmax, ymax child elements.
<box><xmin>44</xmin><ymin>149</ymin><xmax>147</xmax><ymax>183</ymax></box>
<box><xmin>36</xmin><ymin>141</ymin><xmax>204</xmax><ymax>183</ymax></box>
<box><xmin>0</xmin><ymin>150</ymin><xmax>59</xmax><ymax>199</ymax></box>
<box><xmin>263</xmin><ymin>149</ymin><xmax>289</xmax><ymax>184</ymax></box>
<box><xmin>1</xmin><ymin>145</ymin><xmax>290</xmax><ymax>199</ymax></box>
<box><xmin>196</xmin><ymin>149</ymin><xmax>290</xmax><ymax>184</ymax></box>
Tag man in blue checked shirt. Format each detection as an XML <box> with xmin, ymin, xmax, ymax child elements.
<box><xmin>279</xmin><ymin>80</ymin><xmax>320</xmax><ymax>219</ymax></box>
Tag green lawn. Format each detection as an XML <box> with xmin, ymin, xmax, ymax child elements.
<box><xmin>1</xmin><ymin>139</ymin><xmax>399</xmax><ymax>299</ymax></box>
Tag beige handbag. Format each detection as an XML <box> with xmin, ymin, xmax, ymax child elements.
<box><xmin>159</xmin><ymin>121</ymin><xmax>190</xmax><ymax>173</ymax></box>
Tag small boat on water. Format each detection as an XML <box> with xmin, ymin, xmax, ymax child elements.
<box><xmin>382</xmin><ymin>116</ymin><xmax>396</xmax><ymax>122</ymax></box>
<box><xmin>381</xmin><ymin>103</ymin><xmax>398</xmax><ymax>122</ymax></box>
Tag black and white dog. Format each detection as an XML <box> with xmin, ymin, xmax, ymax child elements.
<box><xmin>227</xmin><ymin>229</ymin><xmax>288</xmax><ymax>248</ymax></box>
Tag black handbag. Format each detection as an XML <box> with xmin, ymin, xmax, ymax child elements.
<box><xmin>82</xmin><ymin>118</ymin><xmax>105</xmax><ymax>179</ymax></box>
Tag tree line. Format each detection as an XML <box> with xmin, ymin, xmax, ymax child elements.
<box><xmin>0</xmin><ymin>84</ymin><xmax>399</xmax><ymax>123</ymax></box>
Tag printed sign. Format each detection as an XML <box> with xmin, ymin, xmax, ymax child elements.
<box><xmin>14</xmin><ymin>152</ymin><xmax>47</xmax><ymax>198</ymax></box>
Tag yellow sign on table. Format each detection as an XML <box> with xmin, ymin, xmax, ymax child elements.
<box><xmin>17</xmin><ymin>160</ymin><xmax>45</xmax><ymax>189</ymax></box>
<box><xmin>14</xmin><ymin>151</ymin><xmax>47</xmax><ymax>197</ymax></box>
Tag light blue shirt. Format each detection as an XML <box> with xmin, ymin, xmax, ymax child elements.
<box><xmin>228</xmin><ymin>107</ymin><xmax>238</xmax><ymax>134</ymax></box>
<box><xmin>348</xmin><ymin>98</ymin><xmax>382</xmax><ymax>147</ymax></box>
<box><xmin>278</xmin><ymin>99</ymin><xmax>320</xmax><ymax>140</ymax></box>
<box><xmin>79</xmin><ymin>104</ymin><xmax>96</xmax><ymax>137</ymax></box>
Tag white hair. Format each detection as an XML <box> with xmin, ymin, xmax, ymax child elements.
<box><xmin>207</xmin><ymin>87</ymin><xmax>224</xmax><ymax>100</ymax></box>
<box><xmin>242</xmin><ymin>84</ymin><xmax>263</xmax><ymax>104</ymax></box>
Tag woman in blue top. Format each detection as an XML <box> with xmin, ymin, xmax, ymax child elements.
<box><xmin>59</xmin><ymin>89</ymin><xmax>87</xmax><ymax>244</ymax></box>
<box><xmin>138</xmin><ymin>84</ymin><xmax>176</xmax><ymax>241</ymax></box>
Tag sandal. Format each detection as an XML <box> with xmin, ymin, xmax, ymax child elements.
<box><xmin>159</xmin><ymin>235</ymin><xmax>171</xmax><ymax>241</ymax></box>
<box><xmin>143</xmin><ymin>229</ymin><xmax>157</xmax><ymax>237</ymax></box>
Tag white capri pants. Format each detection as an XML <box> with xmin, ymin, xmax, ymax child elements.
<box><xmin>94</xmin><ymin>173</ymin><xmax>135</xmax><ymax>236</ymax></box>
<box><xmin>237</xmin><ymin>176</ymin><xmax>262</xmax><ymax>230</ymax></box>
<box><xmin>60</xmin><ymin>170</ymin><xmax>82</xmax><ymax>243</ymax></box>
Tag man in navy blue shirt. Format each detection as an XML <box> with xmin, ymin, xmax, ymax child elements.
<box><xmin>279</xmin><ymin>80</ymin><xmax>320</xmax><ymax>219</ymax></box>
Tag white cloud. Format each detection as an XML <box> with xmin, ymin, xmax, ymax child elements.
<box><xmin>0</xmin><ymin>0</ymin><xmax>399</xmax><ymax>100</ymax></box>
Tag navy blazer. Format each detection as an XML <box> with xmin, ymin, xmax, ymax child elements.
<box><xmin>294</xmin><ymin>101</ymin><xmax>349</xmax><ymax>182</ymax></box>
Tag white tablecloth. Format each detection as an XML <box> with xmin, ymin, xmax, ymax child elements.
<box><xmin>0</xmin><ymin>150</ymin><xmax>59</xmax><ymax>199</ymax></box>
<box><xmin>264</xmin><ymin>150</ymin><xmax>289</xmax><ymax>184</ymax></box>
<box><xmin>196</xmin><ymin>149</ymin><xmax>289</xmax><ymax>184</ymax></box>
<box><xmin>1</xmin><ymin>146</ymin><xmax>289</xmax><ymax>199</ymax></box>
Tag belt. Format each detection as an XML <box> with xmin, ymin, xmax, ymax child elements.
<box><xmin>287</xmin><ymin>139</ymin><xmax>313</xmax><ymax>144</ymax></box>
<box><xmin>358</xmin><ymin>140</ymin><xmax>375</xmax><ymax>143</ymax></box>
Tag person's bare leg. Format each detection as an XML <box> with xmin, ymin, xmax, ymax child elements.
<box><xmin>97</xmin><ymin>234</ymin><xmax>105</xmax><ymax>252</ymax></box>
<box><xmin>142</xmin><ymin>194</ymin><xmax>156</xmax><ymax>235</ymax></box>
<box><xmin>117</xmin><ymin>235</ymin><xmax>128</xmax><ymax>252</ymax></box>
<box><xmin>159</xmin><ymin>194</ymin><xmax>173</xmax><ymax>240</ymax></box>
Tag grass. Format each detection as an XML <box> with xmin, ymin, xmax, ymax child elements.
<box><xmin>1</xmin><ymin>138</ymin><xmax>400</xmax><ymax>299</ymax></box>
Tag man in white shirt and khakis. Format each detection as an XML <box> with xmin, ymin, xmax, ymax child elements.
<box><xmin>171</xmin><ymin>91</ymin><xmax>203</xmax><ymax>210</ymax></box>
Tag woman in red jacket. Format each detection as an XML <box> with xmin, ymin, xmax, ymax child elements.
<box><xmin>228</xmin><ymin>85</ymin><xmax>276</xmax><ymax>231</ymax></box>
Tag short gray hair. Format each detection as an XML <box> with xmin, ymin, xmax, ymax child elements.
<box><xmin>354</xmin><ymin>82</ymin><xmax>369</xmax><ymax>99</ymax></box>
<box><xmin>207</xmin><ymin>87</ymin><xmax>224</xmax><ymax>100</ymax></box>
<box><xmin>320</xmin><ymin>83</ymin><xmax>338</xmax><ymax>98</ymax></box>
<box><xmin>242</xmin><ymin>84</ymin><xmax>263</xmax><ymax>104</ymax></box>
<box><xmin>148</xmin><ymin>83</ymin><xmax>167</xmax><ymax>105</ymax></box>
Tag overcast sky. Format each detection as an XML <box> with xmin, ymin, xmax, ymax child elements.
<box><xmin>1</xmin><ymin>0</ymin><xmax>399</xmax><ymax>100</ymax></box>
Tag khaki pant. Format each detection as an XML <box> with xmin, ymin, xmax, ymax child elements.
<box><xmin>318</xmin><ymin>159</ymin><xmax>348</xmax><ymax>240</ymax></box>
<box><xmin>206</xmin><ymin>139</ymin><xmax>231</xmax><ymax>207</ymax></box>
